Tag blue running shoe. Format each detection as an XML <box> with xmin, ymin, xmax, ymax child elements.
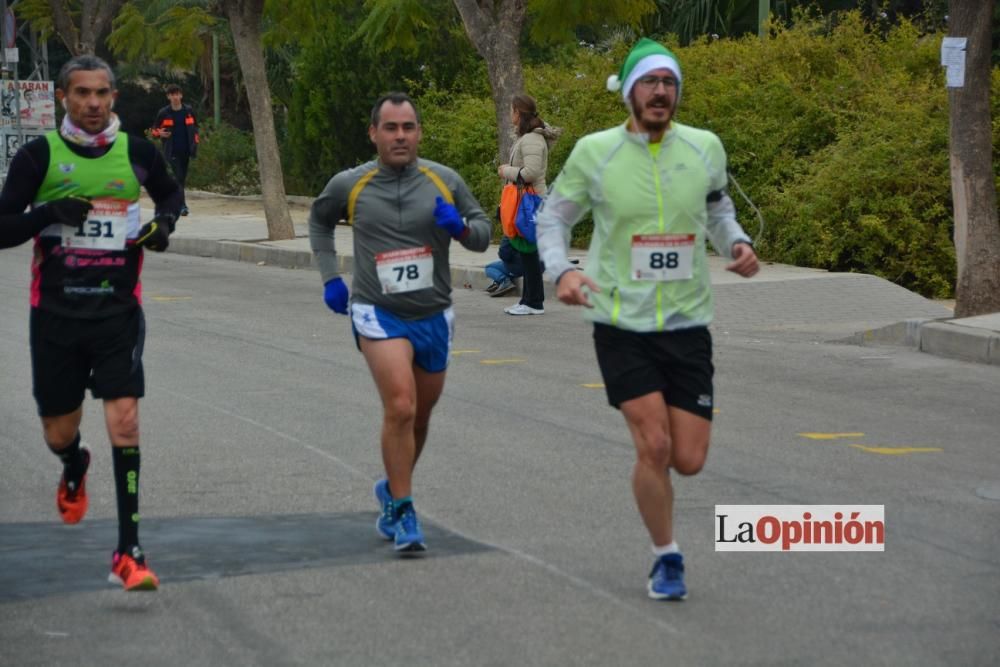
<box><xmin>393</xmin><ymin>503</ymin><xmax>426</xmax><ymax>553</ymax></box>
<box><xmin>647</xmin><ymin>553</ymin><xmax>687</xmax><ymax>600</ymax></box>
<box><xmin>374</xmin><ymin>479</ymin><xmax>395</xmax><ymax>540</ymax></box>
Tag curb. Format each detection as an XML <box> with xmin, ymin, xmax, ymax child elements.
<box><xmin>168</xmin><ymin>237</ymin><xmax>320</xmax><ymax>271</ymax></box>
<box><xmin>849</xmin><ymin>316</ymin><xmax>1000</xmax><ymax>366</ymax></box>
<box><xmin>919</xmin><ymin>322</ymin><xmax>1000</xmax><ymax>366</ymax></box>
<box><xmin>167</xmin><ymin>237</ymin><xmax>502</xmax><ymax>293</ymax></box>
<box><xmin>184</xmin><ymin>189</ymin><xmax>315</xmax><ymax>208</ymax></box>
<box><xmin>846</xmin><ymin>318</ymin><xmax>932</xmax><ymax>348</ymax></box>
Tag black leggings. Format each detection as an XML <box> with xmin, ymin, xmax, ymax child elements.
<box><xmin>518</xmin><ymin>249</ymin><xmax>544</xmax><ymax>310</ymax></box>
<box><xmin>168</xmin><ymin>154</ymin><xmax>190</xmax><ymax>204</ymax></box>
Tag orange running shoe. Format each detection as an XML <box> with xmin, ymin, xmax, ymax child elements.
<box><xmin>56</xmin><ymin>446</ymin><xmax>90</xmax><ymax>524</ymax></box>
<box><xmin>109</xmin><ymin>547</ymin><xmax>160</xmax><ymax>591</ymax></box>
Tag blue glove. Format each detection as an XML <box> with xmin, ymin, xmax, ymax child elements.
<box><xmin>433</xmin><ymin>196</ymin><xmax>466</xmax><ymax>239</ymax></box>
<box><xmin>323</xmin><ymin>277</ymin><xmax>349</xmax><ymax>314</ymax></box>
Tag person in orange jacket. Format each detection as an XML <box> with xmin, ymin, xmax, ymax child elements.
<box><xmin>152</xmin><ymin>84</ymin><xmax>198</xmax><ymax>216</ymax></box>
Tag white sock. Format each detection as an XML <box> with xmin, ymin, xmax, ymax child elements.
<box><xmin>652</xmin><ymin>541</ymin><xmax>679</xmax><ymax>557</ymax></box>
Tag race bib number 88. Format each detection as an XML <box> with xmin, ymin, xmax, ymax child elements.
<box><xmin>376</xmin><ymin>246</ymin><xmax>434</xmax><ymax>294</ymax></box>
<box><xmin>631</xmin><ymin>234</ymin><xmax>695</xmax><ymax>282</ymax></box>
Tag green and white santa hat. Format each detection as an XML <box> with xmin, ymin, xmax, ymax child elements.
<box><xmin>606</xmin><ymin>37</ymin><xmax>682</xmax><ymax>103</ymax></box>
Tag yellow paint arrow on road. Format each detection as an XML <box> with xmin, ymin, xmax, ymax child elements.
<box><xmin>849</xmin><ymin>445</ymin><xmax>942</xmax><ymax>455</ymax></box>
<box><xmin>798</xmin><ymin>432</ymin><xmax>865</xmax><ymax>440</ymax></box>
<box><xmin>451</xmin><ymin>350</ymin><xmax>480</xmax><ymax>356</ymax></box>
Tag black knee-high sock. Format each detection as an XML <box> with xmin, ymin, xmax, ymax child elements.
<box><xmin>111</xmin><ymin>446</ymin><xmax>141</xmax><ymax>553</ymax></box>
<box><xmin>49</xmin><ymin>432</ymin><xmax>87</xmax><ymax>488</ymax></box>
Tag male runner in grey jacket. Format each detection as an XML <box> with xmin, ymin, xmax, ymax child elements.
<box><xmin>309</xmin><ymin>92</ymin><xmax>490</xmax><ymax>553</ymax></box>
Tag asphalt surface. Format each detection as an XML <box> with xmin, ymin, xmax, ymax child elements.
<box><xmin>1</xmin><ymin>243</ymin><xmax>998</xmax><ymax>666</ymax></box>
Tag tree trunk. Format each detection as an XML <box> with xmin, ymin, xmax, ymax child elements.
<box><xmin>452</xmin><ymin>0</ymin><xmax>526</xmax><ymax>162</ymax></box>
<box><xmin>222</xmin><ymin>0</ymin><xmax>295</xmax><ymax>241</ymax></box>
<box><xmin>49</xmin><ymin>0</ymin><xmax>125</xmax><ymax>55</ymax></box>
<box><xmin>948</xmin><ymin>0</ymin><xmax>1000</xmax><ymax>317</ymax></box>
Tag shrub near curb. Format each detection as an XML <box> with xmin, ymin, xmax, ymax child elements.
<box><xmin>682</xmin><ymin>16</ymin><xmax>956</xmax><ymax>297</ymax></box>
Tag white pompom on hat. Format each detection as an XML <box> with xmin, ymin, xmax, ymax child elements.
<box><xmin>607</xmin><ymin>37</ymin><xmax>682</xmax><ymax>103</ymax></box>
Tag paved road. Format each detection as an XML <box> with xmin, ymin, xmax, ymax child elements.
<box><xmin>1</xmin><ymin>246</ymin><xmax>998</xmax><ymax>666</ymax></box>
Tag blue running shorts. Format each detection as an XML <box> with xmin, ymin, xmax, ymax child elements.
<box><xmin>351</xmin><ymin>303</ymin><xmax>454</xmax><ymax>373</ymax></box>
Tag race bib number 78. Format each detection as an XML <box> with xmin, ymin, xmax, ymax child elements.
<box><xmin>375</xmin><ymin>246</ymin><xmax>434</xmax><ymax>294</ymax></box>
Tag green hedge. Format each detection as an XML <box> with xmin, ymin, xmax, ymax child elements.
<box><xmin>414</xmin><ymin>13</ymin><xmax>999</xmax><ymax>298</ymax></box>
<box><xmin>280</xmin><ymin>0</ymin><xmax>485</xmax><ymax>195</ymax></box>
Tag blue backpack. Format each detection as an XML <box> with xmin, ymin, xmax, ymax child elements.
<box><xmin>514</xmin><ymin>190</ymin><xmax>542</xmax><ymax>244</ymax></box>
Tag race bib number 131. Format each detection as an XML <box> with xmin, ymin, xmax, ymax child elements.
<box><xmin>61</xmin><ymin>198</ymin><xmax>130</xmax><ymax>251</ymax></box>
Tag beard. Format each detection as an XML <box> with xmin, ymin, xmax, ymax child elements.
<box><xmin>629</xmin><ymin>92</ymin><xmax>674</xmax><ymax>134</ymax></box>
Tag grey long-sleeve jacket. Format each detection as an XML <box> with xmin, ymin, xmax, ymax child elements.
<box><xmin>309</xmin><ymin>158</ymin><xmax>491</xmax><ymax>320</ymax></box>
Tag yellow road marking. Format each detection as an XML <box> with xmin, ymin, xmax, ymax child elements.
<box><xmin>149</xmin><ymin>295</ymin><xmax>192</xmax><ymax>302</ymax></box>
<box><xmin>849</xmin><ymin>445</ymin><xmax>942</xmax><ymax>455</ymax></box>
<box><xmin>713</xmin><ymin>408</ymin><xmax>721</xmax><ymax>414</ymax></box>
<box><xmin>581</xmin><ymin>383</ymin><xmax>605</xmax><ymax>388</ymax></box>
<box><xmin>480</xmin><ymin>359</ymin><xmax>526</xmax><ymax>365</ymax></box>
<box><xmin>798</xmin><ymin>432</ymin><xmax>865</xmax><ymax>440</ymax></box>
<box><xmin>451</xmin><ymin>350</ymin><xmax>480</xmax><ymax>356</ymax></box>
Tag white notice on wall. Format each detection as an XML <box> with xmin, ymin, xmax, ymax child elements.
<box><xmin>941</xmin><ymin>37</ymin><xmax>967</xmax><ymax>88</ymax></box>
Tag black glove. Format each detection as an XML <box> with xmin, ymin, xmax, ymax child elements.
<box><xmin>41</xmin><ymin>196</ymin><xmax>92</xmax><ymax>226</ymax></box>
<box><xmin>135</xmin><ymin>216</ymin><xmax>172</xmax><ymax>252</ymax></box>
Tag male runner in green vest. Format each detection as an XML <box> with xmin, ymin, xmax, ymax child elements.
<box><xmin>0</xmin><ymin>55</ymin><xmax>181</xmax><ymax>591</ymax></box>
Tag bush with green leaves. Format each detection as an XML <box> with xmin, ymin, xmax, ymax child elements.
<box><xmin>186</xmin><ymin>122</ymin><xmax>260</xmax><ymax>196</ymax></box>
<box><xmin>418</xmin><ymin>89</ymin><xmax>501</xmax><ymax>235</ymax></box>
<box><xmin>413</xmin><ymin>13</ymin><xmax>997</xmax><ymax>297</ymax></box>
<box><xmin>679</xmin><ymin>15</ymin><xmax>957</xmax><ymax>297</ymax></box>
<box><xmin>280</xmin><ymin>0</ymin><xmax>484</xmax><ymax>195</ymax></box>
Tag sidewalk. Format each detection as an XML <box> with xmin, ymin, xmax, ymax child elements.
<box><xmin>153</xmin><ymin>191</ymin><xmax>1000</xmax><ymax>367</ymax></box>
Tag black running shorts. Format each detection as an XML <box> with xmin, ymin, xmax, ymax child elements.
<box><xmin>30</xmin><ymin>307</ymin><xmax>146</xmax><ymax>417</ymax></box>
<box><xmin>592</xmin><ymin>323</ymin><xmax>714</xmax><ymax>421</ymax></box>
